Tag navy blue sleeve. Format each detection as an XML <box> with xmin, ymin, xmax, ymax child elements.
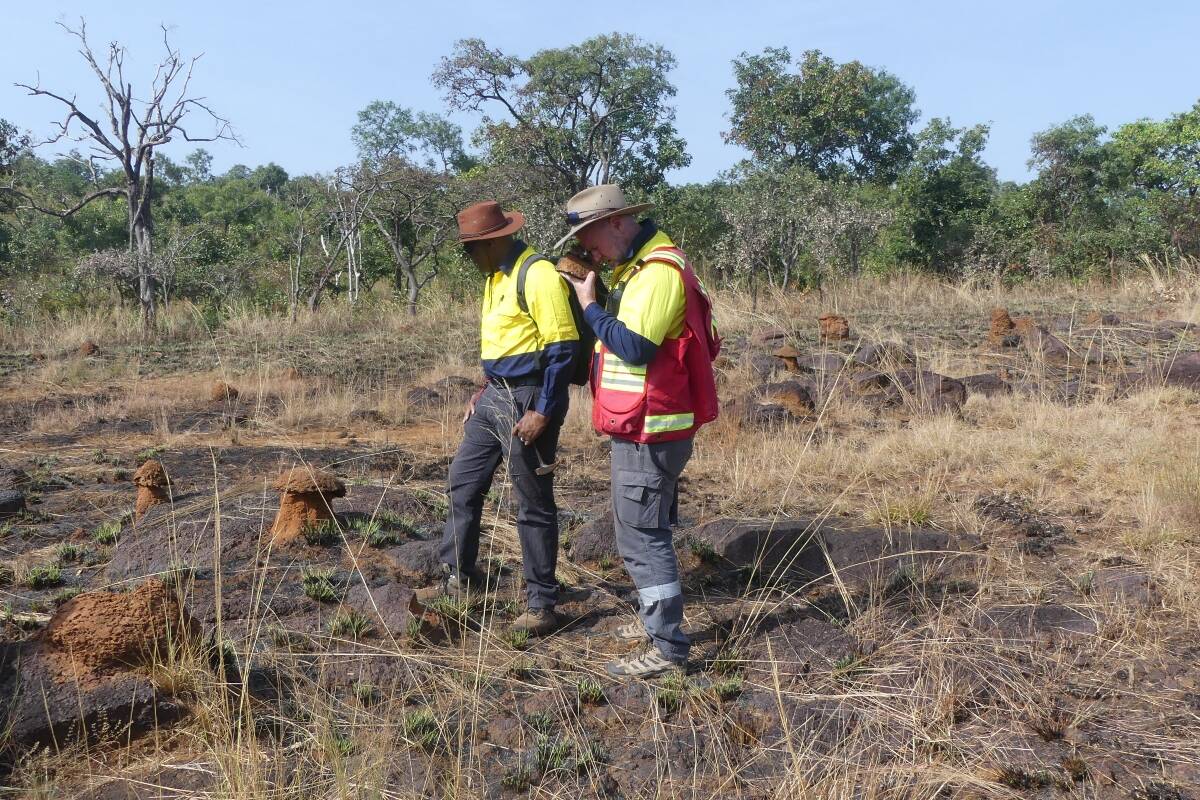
<box><xmin>583</xmin><ymin>304</ymin><xmax>659</xmax><ymax>366</ymax></box>
<box><xmin>535</xmin><ymin>341</ymin><xmax>576</xmax><ymax>417</ymax></box>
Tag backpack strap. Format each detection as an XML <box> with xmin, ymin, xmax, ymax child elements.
<box><xmin>514</xmin><ymin>251</ymin><xmax>546</xmax><ymax>316</ymax></box>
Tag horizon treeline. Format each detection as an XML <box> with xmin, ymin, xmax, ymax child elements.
<box><xmin>2</xmin><ymin>30</ymin><xmax>1198</xmax><ymax>327</ymax></box>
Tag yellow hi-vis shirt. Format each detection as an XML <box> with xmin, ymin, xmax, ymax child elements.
<box><xmin>480</xmin><ymin>243</ymin><xmax>579</xmax><ymax>417</ymax></box>
<box><xmin>611</xmin><ymin>229</ymin><xmax>686</xmax><ymax>344</ymax></box>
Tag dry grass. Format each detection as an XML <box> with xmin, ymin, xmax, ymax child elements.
<box><xmin>3</xmin><ymin>269</ymin><xmax>1200</xmax><ymax>798</ymax></box>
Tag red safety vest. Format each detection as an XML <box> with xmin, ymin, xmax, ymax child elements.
<box><xmin>591</xmin><ymin>246</ymin><xmax>721</xmax><ymax>443</ymax></box>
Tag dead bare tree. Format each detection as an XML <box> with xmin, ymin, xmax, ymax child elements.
<box><xmin>306</xmin><ymin>168</ymin><xmax>378</xmax><ymax>312</ymax></box>
<box><xmin>7</xmin><ymin>19</ymin><xmax>235</xmax><ymax>332</ymax></box>
<box><xmin>366</xmin><ymin>160</ymin><xmax>458</xmax><ymax>315</ymax></box>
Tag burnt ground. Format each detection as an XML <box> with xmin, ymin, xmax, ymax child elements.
<box><xmin>1</xmin><ymin>288</ymin><xmax>1199</xmax><ymax>799</ymax></box>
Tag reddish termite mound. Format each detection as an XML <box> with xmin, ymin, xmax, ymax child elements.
<box><xmin>133</xmin><ymin>459</ymin><xmax>170</xmax><ymax>520</ymax></box>
<box><xmin>771</xmin><ymin>344</ymin><xmax>803</xmax><ymax>372</ymax></box>
<box><xmin>818</xmin><ymin>314</ymin><xmax>850</xmax><ymax>341</ymax></box>
<box><xmin>42</xmin><ymin>579</ymin><xmax>199</xmax><ymax>685</ymax></box>
<box><xmin>78</xmin><ymin>340</ymin><xmax>100</xmax><ymax>357</ymax></box>
<box><xmin>269</xmin><ymin>467</ymin><xmax>346</xmax><ymax>545</ymax></box>
<box><xmin>989</xmin><ymin>308</ymin><xmax>1017</xmax><ymax>342</ymax></box>
<box><xmin>210</xmin><ymin>381</ymin><xmax>239</xmax><ymax>401</ymax></box>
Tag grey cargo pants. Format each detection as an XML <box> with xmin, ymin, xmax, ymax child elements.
<box><xmin>611</xmin><ymin>437</ymin><xmax>694</xmax><ymax>663</ymax></box>
<box><xmin>440</xmin><ymin>382</ymin><xmax>563</xmax><ymax>608</ymax></box>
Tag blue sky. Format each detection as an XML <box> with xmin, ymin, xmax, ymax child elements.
<box><xmin>3</xmin><ymin>1</ymin><xmax>1197</xmax><ymax>185</ymax></box>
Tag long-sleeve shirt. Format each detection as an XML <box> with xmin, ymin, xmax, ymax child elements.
<box><xmin>582</xmin><ymin>222</ymin><xmax>686</xmax><ymax>367</ymax></box>
<box><xmin>480</xmin><ymin>240</ymin><xmax>579</xmax><ymax>417</ymax></box>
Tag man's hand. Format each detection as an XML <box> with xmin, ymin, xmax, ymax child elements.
<box><xmin>563</xmin><ymin>270</ymin><xmax>598</xmax><ymax>310</ymax></box>
<box><xmin>512</xmin><ymin>409</ymin><xmax>549</xmax><ymax>445</ymax></box>
<box><xmin>463</xmin><ymin>385</ymin><xmax>486</xmax><ymax>423</ymax></box>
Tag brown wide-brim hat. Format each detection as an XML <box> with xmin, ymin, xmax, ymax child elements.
<box><xmin>457</xmin><ymin>200</ymin><xmax>525</xmax><ymax>242</ymax></box>
<box><xmin>553</xmin><ymin>184</ymin><xmax>653</xmax><ymax>250</ymax></box>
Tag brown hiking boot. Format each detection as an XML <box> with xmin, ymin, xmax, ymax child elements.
<box><xmin>510</xmin><ymin>607</ymin><xmax>564</xmax><ymax>638</ymax></box>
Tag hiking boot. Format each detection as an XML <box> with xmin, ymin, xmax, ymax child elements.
<box><xmin>415</xmin><ymin>565</ymin><xmax>483</xmax><ymax>602</ymax></box>
<box><xmin>510</xmin><ymin>607</ymin><xmax>564</xmax><ymax>637</ymax></box>
<box><xmin>605</xmin><ymin>646</ymin><xmax>686</xmax><ymax>679</ymax></box>
<box><xmin>613</xmin><ymin>620</ymin><xmax>650</xmax><ymax>642</ymax></box>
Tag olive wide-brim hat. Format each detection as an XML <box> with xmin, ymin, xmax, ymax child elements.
<box><xmin>553</xmin><ymin>184</ymin><xmax>653</xmax><ymax>250</ymax></box>
<box><xmin>457</xmin><ymin>200</ymin><xmax>526</xmax><ymax>243</ymax></box>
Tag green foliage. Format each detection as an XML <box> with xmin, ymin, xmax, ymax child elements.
<box><xmin>55</xmin><ymin>543</ymin><xmax>82</xmax><ymax>564</ymax></box>
<box><xmin>879</xmin><ymin>119</ymin><xmax>997</xmax><ymax>273</ymax></box>
<box><xmin>504</xmin><ymin>627</ymin><xmax>530</xmax><ymax>650</ymax></box>
<box><xmin>301</xmin><ymin>518</ymin><xmax>340</xmax><ymax>546</ymax></box>
<box><xmin>93</xmin><ymin>520</ymin><xmax>122</xmax><ymax>545</ymax></box>
<box><xmin>726</xmin><ymin>47</ymin><xmax>918</xmax><ymax>184</ymax></box>
<box><xmin>712</xmin><ymin>675</ymin><xmax>744</xmax><ymax>701</ymax></box>
<box><xmin>24</xmin><ymin>563</ymin><xmax>63</xmax><ymax>589</ymax></box>
<box><xmin>402</xmin><ymin>708</ymin><xmax>440</xmax><ymax>750</ymax></box>
<box><xmin>575</xmin><ymin>676</ymin><xmax>605</xmax><ymax>705</ymax></box>
<box><xmin>300</xmin><ymin>567</ymin><xmax>340</xmax><ymax>603</ymax></box>
<box><xmin>327</xmin><ymin>609</ymin><xmax>371</xmax><ymax>639</ymax></box>
<box><xmin>53</xmin><ymin>587</ymin><xmax>82</xmax><ymax>606</ymax></box>
<box><xmin>435</xmin><ymin>33</ymin><xmax>689</xmax><ymax>195</ymax></box>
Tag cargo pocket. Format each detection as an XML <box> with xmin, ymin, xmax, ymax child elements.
<box><xmin>616</xmin><ymin>469</ymin><xmax>667</xmax><ymax>529</ymax></box>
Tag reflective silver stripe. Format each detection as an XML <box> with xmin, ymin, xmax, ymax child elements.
<box><xmin>600</xmin><ymin>376</ymin><xmax>646</xmax><ymax>391</ymax></box>
<box><xmin>638</xmin><ymin>581</ymin><xmax>682</xmax><ymax>604</ymax></box>
<box><xmin>603</xmin><ymin>354</ymin><xmax>646</xmax><ymax>375</ymax></box>
<box><xmin>644</xmin><ymin>413</ymin><xmax>694</xmax><ymax>433</ymax></box>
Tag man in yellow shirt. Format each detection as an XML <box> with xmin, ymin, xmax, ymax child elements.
<box><xmin>430</xmin><ymin>200</ymin><xmax>579</xmax><ymax>637</ymax></box>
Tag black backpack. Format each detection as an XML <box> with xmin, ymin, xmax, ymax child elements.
<box><xmin>515</xmin><ymin>252</ymin><xmax>605</xmax><ymax>386</ymax></box>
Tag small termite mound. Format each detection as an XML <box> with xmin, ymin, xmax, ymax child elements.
<box><xmin>269</xmin><ymin>467</ymin><xmax>346</xmax><ymax>546</ymax></box>
<box><xmin>771</xmin><ymin>344</ymin><xmax>802</xmax><ymax>372</ymax></box>
<box><xmin>989</xmin><ymin>307</ymin><xmax>1017</xmax><ymax>342</ymax></box>
<box><xmin>78</xmin><ymin>340</ymin><xmax>100</xmax><ymax>357</ymax></box>
<box><xmin>133</xmin><ymin>459</ymin><xmax>170</xmax><ymax>520</ymax></box>
<box><xmin>818</xmin><ymin>313</ymin><xmax>850</xmax><ymax>341</ymax></box>
<box><xmin>210</xmin><ymin>381</ymin><xmax>239</xmax><ymax>402</ymax></box>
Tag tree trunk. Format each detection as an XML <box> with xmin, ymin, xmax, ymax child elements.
<box><xmin>128</xmin><ymin>177</ymin><xmax>156</xmax><ymax>334</ymax></box>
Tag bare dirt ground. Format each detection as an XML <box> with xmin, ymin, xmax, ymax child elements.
<box><xmin>1</xmin><ymin>274</ymin><xmax>1199</xmax><ymax>799</ymax></box>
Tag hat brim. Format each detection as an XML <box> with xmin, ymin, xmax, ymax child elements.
<box><xmin>552</xmin><ymin>203</ymin><xmax>654</xmax><ymax>251</ymax></box>
<box><xmin>459</xmin><ymin>210</ymin><xmax>526</xmax><ymax>242</ymax></box>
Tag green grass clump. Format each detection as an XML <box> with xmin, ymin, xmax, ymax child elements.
<box><xmin>327</xmin><ymin>609</ymin><xmax>370</xmax><ymax>639</ymax></box>
<box><xmin>711</xmin><ymin>646</ymin><xmax>744</xmax><ymax>677</ymax></box>
<box><xmin>55</xmin><ymin>543</ymin><xmax>82</xmax><ymax>564</ymax></box>
<box><xmin>525</xmin><ymin>711</ymin><xmax>555</xmax><ymax>735</ymax></box>
<box><xmin>504</xmin><ymin>627</ymin><xmax>530</xmax><ymax>650</ymax></box>
<box><xmin>532</xmin><ymin>735</ymin><xmax>573</xmax><ymax>774</ymax></box>
<box><xmin>353</xmin><ymin>682</ymin><xmax>380</xmax><ymax>706</ymax></box>
<box><xmin>712</xmin><ymin>675</ymin><xmax>744</xmax><ymax>701</ymax></box>
<box><xmin>655</xmin><ymin>671</ymin><xmax>688</xmax><ymax>713</ymax></box>
<box><xmin>500</xmin><ymin>766</ymin><xmax>533</xmax><ymax>791</ymax></box>
<box><xmin>24</xmin><ymin>564</ymin><xmax>63</xmax><ymax>589</ymax></box>
<box><xmin>93</xmin><ymin>520</ymin><xmax>121</xmax><ymax>545</ymax></box>
<box><xmin>53</xmin><ymin>587</ymin><xmax>82</xmax><ymax>606</ymax></box>
<box><xmin>508</xmin><ymin>656</ymin><xmax>534</xmax><ymax>679</ymax></box>
<box><xmin>301</xmin><ymin>567</ymin><xmax>340</xmax><ymax>603</ymax></box>
<box><xmin>428</xmin><ymin>595</ymin><xmax>469</xmax><ymax>622</ymax></box>
<box><xmin>402</xmin><ymin>708</ymin><xmax>439</xmax><ymax>751</ymax></box>
<box><xmin>576</xmin><ymin>676</ymin><xmax>605</xmax><ymax>705</ymax></box>
<box><xmin>687</xmin><ymin>536</ymin><xmax>718</xmax><ymax>564</ymax></box>
<box><xmin>572</xmin><ymin>738</ymin><xmax>607</xmax><ymax>772</ymax></box>
<box><xmin>301</xmin><ymin>518</ymin><xmax>340</xmax><ymax>546</ymax></box>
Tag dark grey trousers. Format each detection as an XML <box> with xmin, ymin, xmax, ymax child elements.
<box><xmin>611</xmin><ymin>437</ymin><xmax>694</xmax><ymax>663</ymax></box>
<box><xmin>439</xmin><ymin>383</ymin><xmax>564</xmax><ymax>608</ymax></box>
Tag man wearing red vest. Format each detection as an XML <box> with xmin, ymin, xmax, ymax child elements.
<box><xmin>556</xmin><ymin>184</ymin><xmax>721</xmax><ymax>678</ymax></box>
